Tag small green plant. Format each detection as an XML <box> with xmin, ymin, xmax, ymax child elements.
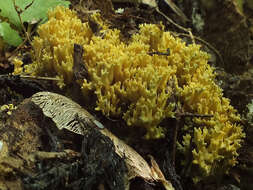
<box><xmin>0</xmin><ymin>0</ymin><xmax>70</xmax><ymax>48</ymax></box>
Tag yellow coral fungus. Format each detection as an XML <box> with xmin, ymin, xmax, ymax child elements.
<box><xmin>25</xmin><ymin>6</ymin><xmax>93</xmax><ymax>87</ymax></box>
<box><xmin>82</xmin><ymin>25</ymin><xmax>178</xmax><ymax>139</ymax></box>
<box><xmin>0</xmin><ymin>104</ymin><xmax>17</xmax><ymax>115</ymax></box>
<box><xmin>20</xmin><ymin>6</ymin><xmax>244</xmax><ymax>180</ymax></box>
<box><xmin>12</xmin><ymin>58</ymin><xmax>23</xmax><ymax>75</ymax></box>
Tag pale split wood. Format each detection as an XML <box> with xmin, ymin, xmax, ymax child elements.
<box><xmin>31</xmin><ymin>91</ymin><xmax>174</xmax><ymax>190</ymax></box>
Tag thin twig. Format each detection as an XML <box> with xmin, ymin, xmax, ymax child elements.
<box><xmin>178</xmin><ymin>112</ymin><xmax>213</xmax><ymax>118</ymax></box>
<box><xmin>19</xmin><ymin>75</ymin><xmax>61</xmax><ymax>81</ymax></box>
<box><xmin>172</xmin><ymin>118</ymin><xmax>179</xmax><ymax>167</ymax></box>
<box><xmin>13</xmin><ymin>0</ymin><xmax>34</xmax><ymax>44</ymax></box>
<box><xmin>6</xmin><ymin>36</ymin><xmax>29</xmax><ymax>59</ymax></box>
<box><xmin>0</xmin><ymin>74</ymin><xmax>61</xmax><ymax>81</ymax></box>
<box><xmin>148</xmin><ymin>48</ymin><xmax>170</xmax><ymax>56</ymax></box>
<box><xmin>8</xmin><ymin>0</ymin><xmax>36</xmax><ymax>59</ymax></box>
<box><xmin>155</xmin><ymin>7</ymin><xmax>224</xmax><ymax>66</ymax></box>
<box><xmin>28</xmin><ymin>150</ymin><xmax>81</xmax><ymax>161</ymax></box>
<box><xmin>172</xmin><ymin>32</ymin><xmax>225</xmax><ymax>66</ymax></box>
<box><xmin>155</xmin><ymin>7</ymin><xmax>195</xmax><ymax>44</ymax></box>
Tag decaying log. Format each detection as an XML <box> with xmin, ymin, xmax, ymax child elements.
<box><xmin>0</xmin><ymin>92</ymin><xmax>174</xmax><ymax>190</ymax></box>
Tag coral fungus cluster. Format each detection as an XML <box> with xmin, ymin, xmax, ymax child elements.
<box><xmin>23</xmin><ymin>6</ymin><xmax>93</xmax><ymax>87</ymax></box>
<box><xmin>15</xmin><ymin>6</ymin><xmax>244</xmax><ymax>180</ymax></box>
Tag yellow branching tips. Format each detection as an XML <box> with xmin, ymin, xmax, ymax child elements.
<box><xmin>21</xmin><ymin>6</ymin><xmax>244</xmax><ymax>180</ymax></box>
<box><xmin>82</xmin><ymin>24</ymin><xmax>179</xmax><ymax>139</ymax></box>
<box><xmin>25</xmin><ymin>6</ymin><xmax>93</xmax><ymax>88</ymax></box>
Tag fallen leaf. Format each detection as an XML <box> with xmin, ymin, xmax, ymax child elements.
<box><xmin>0</xmin><ymin>0</ymin><xmax>70</xmax><ymax>30</ymax></box>
<box><xmin>0</xmin><ymin>22</ymin><xmax>23</xmax><ymax>46</ymax></box>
